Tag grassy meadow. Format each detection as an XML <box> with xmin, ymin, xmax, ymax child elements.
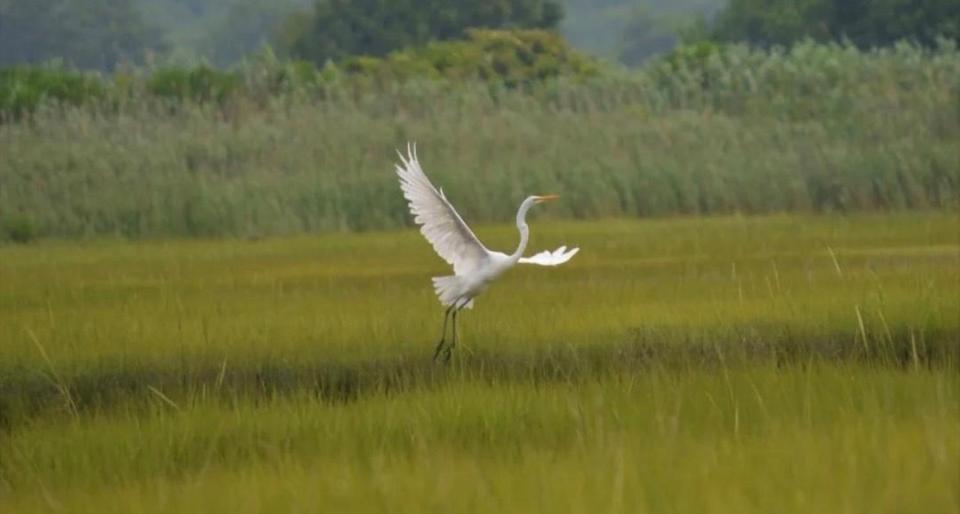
<box><xmin>1</xmin><ymin>213</ymin><xmax>957</xmax><ymax>513</ymax></box>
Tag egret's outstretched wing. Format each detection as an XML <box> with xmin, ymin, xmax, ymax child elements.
<box><xmin>396</xmin><ymin>143</ymin><xmax>490</xmax><ymax>275</ymax></box>
<box><xmin>519</xmin><ymin>245</ymin><xmax>580</xmax><ymax>266</ymax></box>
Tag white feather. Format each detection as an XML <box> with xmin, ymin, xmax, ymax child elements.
<box><xmin>519</xmin><ymin>246</ymin><xmax>580</xmax><ymax>266</ymax></box>
<box><xmin>395</xmin><ymin>143</ymin><xmax>491</xmax><ymax>275</ymax></box>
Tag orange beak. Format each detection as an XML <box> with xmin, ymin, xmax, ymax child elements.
<box><xmin>534</xmin><ymin>194</ymin><xmax>560</xmax><ymax>204</ymax></box>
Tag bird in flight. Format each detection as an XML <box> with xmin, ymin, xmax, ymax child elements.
<box><xmin>395</xmin><ymin>143</ymin><xmax>579</xmax><ymax>362</ymax></box>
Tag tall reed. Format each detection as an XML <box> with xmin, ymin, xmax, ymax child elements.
<box><xmin>1</xmin><ymin>41</ymin><xmax>956</xmax><ymax>239</ymax></box>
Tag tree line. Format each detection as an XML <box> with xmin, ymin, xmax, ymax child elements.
<box><xmin>1</xmin><ymin>0</ymin><xmax>957</xmax><ymax>72</ymax></box>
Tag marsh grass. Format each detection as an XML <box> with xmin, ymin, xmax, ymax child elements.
<box><xmin>0</xmin><ymin>214</ymin><xmax>957</xmax><ymax>512</ymax></box>
<box><xmin>1</xmin><ymin>368</ymin><xmax>957</xmax><ymax>513</ymax></box>
<box><xmin>2</xmin><ymin>42</ymin><xmax>958</xmax><ymax>240</ymax></box>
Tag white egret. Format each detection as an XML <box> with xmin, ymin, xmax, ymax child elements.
<box><xmin>395</xmin><ymin>143</ymin><xmax>579</xmax><ymax>361</ymax></box>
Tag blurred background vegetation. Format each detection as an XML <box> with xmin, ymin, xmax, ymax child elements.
<box><xmin>1</xmin><ymin>0</ymin><xmax>958</xmax><ymax>241</ymax></box>
<box><xmin>3</xmin><ymin>0</ymin><xmax>957</xmax><ymax>70</ymax></box>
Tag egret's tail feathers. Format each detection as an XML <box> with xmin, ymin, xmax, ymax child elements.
<box><xmin>518</xmin><ymin>246</ymin><xmax>580</xmax><ymax>266</ymax></box>
<box><xmin>431</xmin><ymin>275</ymin><xmax>474</xmax><ymax>309</ymax></box>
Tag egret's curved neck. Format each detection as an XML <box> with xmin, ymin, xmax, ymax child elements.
<box><xmin>509</xmin><ymin>197</ymin><xmax>536</xmax><ymax>262</ymax></box>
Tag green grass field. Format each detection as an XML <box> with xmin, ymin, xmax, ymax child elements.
<box><xmin>1</xmin><ymin>213</ymin><xmax>958</xmax><ymax>513</ymax></box>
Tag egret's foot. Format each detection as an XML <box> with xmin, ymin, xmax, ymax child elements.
<box><xmin>440</xmin><ymin>345</ymin><xmax>454</xmax><ymax>363</ymax></box>
<box><xmin>432</xmin><ymin>338</ymin><xmax>447</xmax><ymax>362</ymax></box>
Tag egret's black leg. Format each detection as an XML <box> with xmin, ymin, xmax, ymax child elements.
<box><xmin>442</xmin><ymin>307</ymin><xmax>461</xmax><ymax>363</ymax></box>
<box><xmin>433</xmin><ymin>305</ymin><xmax>455</xmax><ymax>361</ymax></box>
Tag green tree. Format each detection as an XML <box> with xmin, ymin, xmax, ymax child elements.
<box><xmin>0</xmin><ymin>0</ymin><xmax>165</xmax><ymax>70</ymax></box>
<box><xmin>282</xmin><ymin>0</ymin><xmax>564</xmax><ymax>65</ymax></box>
<box><xmin>707</xmin><ymin>0</ymin><xmax>959</xmax><ymax>48</ymax></box>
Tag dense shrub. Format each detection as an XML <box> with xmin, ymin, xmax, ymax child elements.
<box><xmin>342</xmin><ymin>29</ymin><xmax>600</xmax><ymax>86</ymax></box>
<box><xmin>645</xmin><ymin>38</ymin><xmax>960</xmax><ymax>119</ymax></box>
<box><xmin>0</xmin><ymin>30</ymin><xmax>596</xmax><ymax>118</ymax></box>
<box><xmin>0</xmin><ymin>66</ymin><xmax>104</xmax><ymax>120</ymax></box>
<box><xmin>4</xmin><ymin>37</ymin><xmax>955</xmax><ymax>122</ymax></box>
<box><xmin>1</xmin><ymin>214</ymin><xmax>37</xmax><ymax>243</ymax></box>
<box><xmin>147</xmin><ymin>66</ymin><xmax>241</xmax><ymax>104</ymax></box>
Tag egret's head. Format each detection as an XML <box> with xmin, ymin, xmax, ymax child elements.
<box><xmin>533</xmin><ymin>194</ymin><xmax>560</xmax><ymax>204</ymax></box>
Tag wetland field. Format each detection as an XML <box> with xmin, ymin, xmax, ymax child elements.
<box><xmin>1</xmin><ymin>213</ymin><xmax>957</xmax><ymax>513</ymax></box>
